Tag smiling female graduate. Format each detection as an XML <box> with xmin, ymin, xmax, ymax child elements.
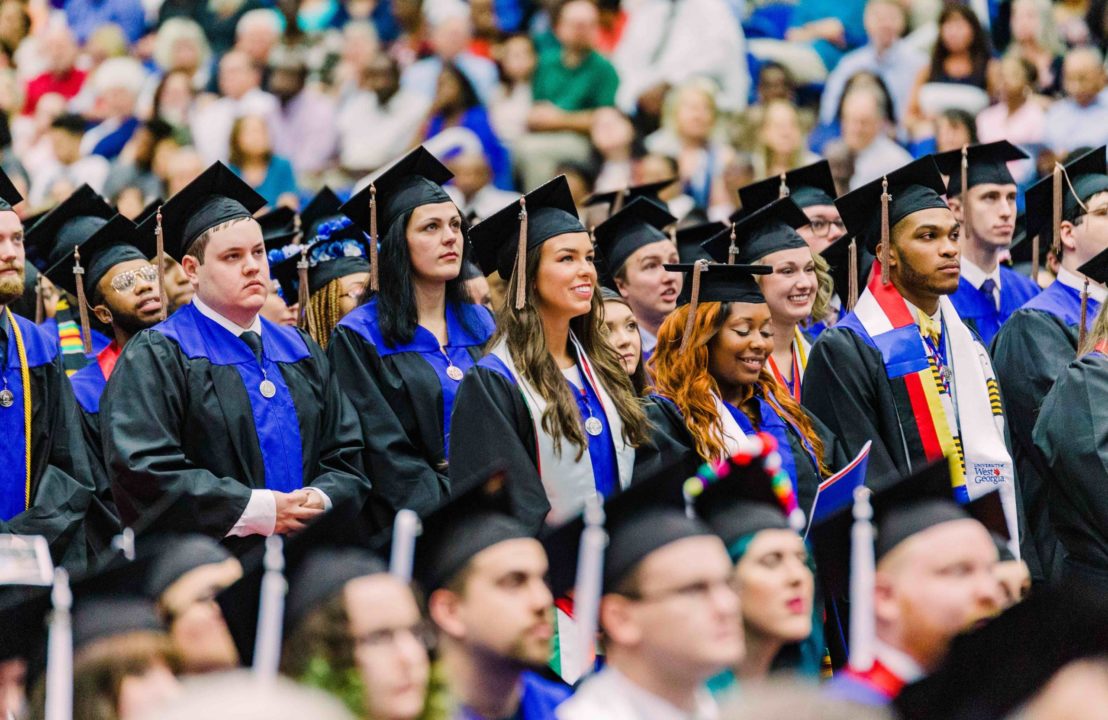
<box><xmin>448</xmin><ymin>176</ymin><xmax>650</xmax><ymax>531</ymax></box>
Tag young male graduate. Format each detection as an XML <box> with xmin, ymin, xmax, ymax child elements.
<box><xmin>415</xmin><ymin>468</ymin><xmax>570</xmax><ymax>720</ymax></box>
<box><xmin>100</xmin><ymin>162</ymin><xmax>371</xmax><ymax>551</ymax></box>
<box><xmin>0</xmin><ymin>171</ymin><xmax>94</xmax><ymax>568</ymax></box>
<box><xmin>547</xmin><ymin>459</ymin><xmax>743</xmax><ymax>720</ymax></box>
<box><xmin>802</xmin><ymin>158</ymin><xmax>1017</xmax><ymax>524</ymax></box>
<box><xmin>934</xmin><ymin>141</ymin><xmax>1039</xmax><ymax>345</ymax></box>
<box><xmin>991</xmin><ymin>146</ymin><xmax>1108</xmax><ymax>584</ymax></box>
<box><xmin>813</xmin><ymin>462</ymin><xmax>1007</xmax><ymax>706</ymax></box>
<box><xmin>592</xmin><ymin>196</ymin><xmax>680</xmax><ymax>360</ymax></box>
<box><xmin>41</xmin><ymin>209</ymin><xmax>160</xmax><ymax>562</ymax></box>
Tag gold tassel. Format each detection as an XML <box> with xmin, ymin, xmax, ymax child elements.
<box><xmin>368</xmin><ymin>184</ymin><xmax>379</xmax><ymax>293</ymax></box>
<box><xmin>611</xmin><ymin>188</ymin><xmax>625</xmax><ymax>216</ymax></box>
<box><xmin>34</xmin><ymin>275</ymin><xmax>44</xmax><ymax>324</ymax></box>
<box><xmin>1079</xmin><ymin>277</ymin><xmax>1090</xmax><ymax>351</ymax></box>
<box><xmin>960</xmin><ymin>145</ymin><xmax>972</xmax><ymax>244</ymax></box>
<box><xmin>1045</xmin><ymin>163</ymin><xmax>1063</xmax><ymax>287</ymax></box>
<box><xmin>847</xmin><ymin>238</ymin><xmax>859</xmax><ymax>311</ymax></box>
<box><xmin>72</xmin><ymin>247</ymin><xmax>92</xmax><ymax>354</ymax></box>
<box><xmin>727</xmin><ymin>223</ymin><xmax>738</xmax><ymax>265</ymax></box>
<box><xmin>155</xmin><ymin>206</ymin><xmax>167</xmax><ymax>321</ymax></box>
<box><xmin>514</xmin><ymin>197</ymin><xmax>528</xmax><ymax>311</ymax></box>
<box><xmin>680</xmin><ymin>260</ymin><xmax>708</xmax><ymax>351</ymax></box>
<box><xmin>778</xmin><ymin>173</ymin><xmax>789</xmax><ymax>199</ymax></box>
<box><xmin>880</xmin><ymin>177</ymin><xmax>891</xmax><ymax>285</ymax></box>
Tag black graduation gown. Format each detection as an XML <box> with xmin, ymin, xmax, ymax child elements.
<box><xmin>101</xmin><ymin>303</ymin><xmax>371</xmax><ymax>553</ymax></box>
<box><xmin>0</xmin><ymin>310</ymin><xmax>93</xmax><ymax>568</ymax></box>
<box><xmin>1033</xmin><ymin>351</ymin><xmax>1108</xmax><ymax>591</ymax></box>
<box><xmin>328</xmin><ymin>298</ymin><xmax>495</xmax><ymax>517</ymax></box>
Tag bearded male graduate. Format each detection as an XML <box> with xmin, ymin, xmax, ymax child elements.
<box><xmin>802</xmin><ymin>158</ymin><xmax>1018</xmax><ymax>529</ymax></box>
<box><xmin>991</xmin><ymin>146</ymin><xmax>1108</xmax><ymax>584</ymax></box>
<box><xmin>935</xmin><ymin>141</ymin><xmax>1039</xmax><ymax>345</ymax></box>
<box><xmin>101</xmin><ymin>162</ymin><xmax>371</xmax><ymax>549</ymax></box>
<box><xmin>0</xmin><ymin>169</ymin><xmax>94</xmax><ymax>568</ymax></box>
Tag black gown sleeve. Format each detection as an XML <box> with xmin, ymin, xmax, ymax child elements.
<box><xmin>449</xmin><ymin>366</ymin><xmax>550</xmax><ymax>532</ymax></box>
<box><xmin>76</xmin><ymin>406</ymin><xmax>122</xmax><ymax>565</ymax></box>
<box><xmin>631</xmin><ymin>397</ymin><xmax>702</xmax><ymax>484</ymax></box>
<box><xmin>102</xmin><ymin>331</ymin><xmax>252</xmax><ymax>538</ymax></box>
<box><xmin>328</xmin><ymin>326</ymin><xmax>446</xmax><ymax>516</ymax></box>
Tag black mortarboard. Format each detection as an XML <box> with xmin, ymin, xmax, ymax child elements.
<box><xmin>0</xmin><ymin>587</ymin><xmax>50</xmax><ymax>663</ymax></box>
<box><xmin>584</xmin><ymin>178</ymin><xmax>675</xmax><ymax>216</ymax></box>
<box><xmin>0</xmin><ymin>165</ymin><xmax>22</xmax><ymax>212</ymax></box>
<box><xmin>593</xmin><ymin>197</ymin><xmax>676</xmax><ymax>286</ymax></box>
<box><xmin>1078</xmin><ymin>245</ymin><xmax>1108</xmax><ymax>285</ymax></box>
<box><xmin>135</xmin><ymin>198</ymin><xmax>161</xmax><ymax>227</ymax></box>
<box><xmin>142</xmin><ymin>535</ymin><xmax>234</xmax><ymax>599</ymax></box>
<box><xmin>1026</xmin><ymin>146</ymin><xmax>1108</xmax><ymax>244</ymax></box>
<box><xmin>933</xmin><ymin>141</ymin><xmax>1028</xmax><ymax>197</ymax></box>
<box><xmin>300</xmin><ymin>186</ymin><xmax>343</xmax><ymax>238</ymax></box>
<box><xmin>675</xmin><ymin>220</ymin><xmax>725</xmax><ymax>264</ymax></box>
<box><xmin>469</xmin><ymin>176</ymin><xmax>586</xmax><ymax>309</ymax></box>
<box><xmin>693</xmin><ymin>462</ymin><xmax>794</xmax><ymax>549</ymax></box>
<box><xmin>703</xmin><ymin>198</ymin><xmax>810</xmax><ymax>265</ymax></box>
<box><xmin>1007</xmin><ymin>212</ymin><xmax>1047</xmax><ymax>267</ymax></box>
<box><xmin>148</xmin><ymin>161</ymin><xmax>266</xmax><ymax>263</ymax></box>
<box><xmin>835</xmin><ymin>157</ymin><xmax>950</xmax><ymax>254</ymax></box>
<box><xmin>257</xmin><ymin>206</ymin><xmax>299</xmax><ymax>252</ymax></box>
<box><xmin>413</xmin><ymin>464</ymin><xmax>532</xmax><ymax>594</ymax></box>
<box><xmin>42</xmin><ymin>214</ymin><xmax>152</xmax><ymax>299</ymax></box>
<box><xmin>738</xmin><ymin>161</ymin><xmax>838</xmax><ymax>211</ymax></box>
<box><xmin>272</xmin><ymin>217</ymin><xmax>371</xmax><ymax>298</ymax></box>
<box><xmin>24</xmin><ymin>185</ymin><xmax>115</xmax><ymax>270</ymax></box>
<box><xmin>665</xmin><ymin>262</ymin><xmax>771</xmax><ymax>308</ymax></box>
<box><xmin>896</xmin><ymin>581</ymin><xmax>1108</xmax><ymax>720</ymax></box>
<box><xmin>542</xmin><ymin>457</ymin><xmax>710</xmax><ymax>598</ymax></box>
<box><xmin>72</xmin><ymin>595</ymin><xmax>164</xmax><ymax>650</ymax></box>
<box><xmin>341</xmin><ymin>146</ymin><xmax>453</xmax><ymax>238</ymax></box>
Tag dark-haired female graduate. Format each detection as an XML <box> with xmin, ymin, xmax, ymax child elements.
<box><xmin>328</xmin><ymin>147</ymin><xmax>495</xmax><ymax>518</ymax></box>
<box><xmin>449</xmin><ymin>176</ymin><xmax>650</xmax><ymax>531</ymax></box>
<box><xmin>101</xmin><ymin>162</ymin><xmax>370</xmax><ymax>550</ymax></box>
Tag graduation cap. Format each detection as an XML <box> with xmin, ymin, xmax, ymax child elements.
<box><xmin>256</xmin><ymin>206</ymin><xmax>299</xmax><ymax>252</ymax></box>
<box><xmin>702</xmin><ymin>198</ymin><xmax>810</xmax><ymax>265</ymax></box>
<box><xmin>340</xmin><ymin>147</ymin><xmax>454</xmax><ymax>293</ymax></box>
<box><xmin>664</xmin><ymin>261</ymin><xmax>771</xmax><ymax>350</ymax></box>
<box><xmin>584</xmin><ymin>178</ymin><xmax>675</xmax><ymax>217</ymax></box>
<box><xmin>738</xmin><ymin>160</ymin><xmax>838</xmax><ymax>211</ymax></box>
<box><xmin>1075</xmin><ymin>245</ymin><xmax>1108</xmax><ymax>348</ymax></box>
<box><xmin>674</xmin><ymin>220</ymin><xmax>725</xmax><ymax>264</ymax></box>
<box><xmin>0</xmin><ymin>165</ymin><xmax>22</xmax><ymax>212</ymax></box>
<box><xmin>413</xmin><ymin>464</ymin><xmax>532</xmax><ymax>594</ymax></box>
<box><xmin>834</xmin><ymin>157</ymin><xmax>950</xmax><ymax>266</ymax></box>
<box><xmin>270</xmin><ymin>217</ymin><xmax>371</xmax><ymax>313</ymax></box>
<box><xmin>933</xmin><ymin>141</ymin><xmax>1028</xmax><ymax>198</ymax></box>
<box><xmin>593</xmin><ymin>197</ymin><xmax>676</xmax><ymax>289</ymax></box>
<box><xmin>469</xmin><ymin>176</ymin><xmax>586</xmax><ymax>311</ymax></box>
<box><xmin>300</xmin><ymin>186</ymin><xmax>343</xmax><ymax>239</ymax></box>
<box><xmin>135</xmin><ymin>197</ymin><xmax>162</xmax><ymax>227</ymax></box>
<box><xmin>42</xmin><ymin>214</ymin><xmax>153</xmax><ymax>301</ymax></box>
<box><xmin>691</xmin><ymin>453</ymin><xmax>805</xmax><ymax>548</ymax></box>
<box><xmin>142</xmin><ymin>534</ymin><xmax>235</xmax><ymax>600</ymax></box>
<box><xmin>820</xmin><ymin>233</ymin><xmax>869</xmax><ymax>312</ymax></box>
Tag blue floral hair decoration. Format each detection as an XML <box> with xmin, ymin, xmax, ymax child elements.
<box><xmin>308</xmin><ymin>216</ymin><xmax>372</xmax><ymax>267</ymax></box>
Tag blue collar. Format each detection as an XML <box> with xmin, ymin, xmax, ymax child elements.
<box><xmin>337</xmin><ymin>298</ymin><xmax>495</xmax><ymax>357</ymax></box>
<box><xmin>152</xmin><ymin>303</ymin><xmax>309</xmax><ymax>365</ymax></box>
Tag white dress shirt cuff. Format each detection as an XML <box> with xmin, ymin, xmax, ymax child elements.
<box><xmin>304</xmin><ymin>486</ymin><xmax>332</xmax><ymax>511</ymax></box>
<box><xmin>227</xmin><ymin>489</ymin><xmax>277</xmax><ymax>537</ymax></box>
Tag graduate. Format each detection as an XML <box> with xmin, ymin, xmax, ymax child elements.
<box><xmin>812</xmin><ymin>462</ymin><xmax>1007</xmax><ymax>706</ymax></box>
<box><xmin>0</xmin><ymin>170</ymin><xmax>94</xmax><ymax>568</ymax></box>
<box><xmin>935</xmin><ymin>141</ymin><xmax>1039</xmax><ymax>345</ymax></box>
<box><xmin>101</xmin><ymin>162</ymin><xmax>371</xmax><ymax>550</ymax></box>
<box><xmin>673</xmin><ymin>219</ymin><xmax>723</xmax><ymax>264</ymax></box>
<box><xmin>1032</xmin><ymin>246</ymin><xmax>1108</xmax><ymax>593</ymax></box>
<box><xmin>600</xmin><ymin>287</ymin><xmax>648</xmax><ymax>396</ymax></box>
<box><xmin>703</xmin><ymin>197</ymin><xmax>819</xmax><ymax>400</ymax></box>
<box><xmin>991</xmin><ymin>146</ymin><xmax>1108</xmax><ymax>584</ymax></box>
<box><xmin>592</xmin><ymin>195</ymin><xmax>681</xmax><ymax>360</ymax></box>
<box><xmin>328</xmin><ymin>147</ymin><xmax>495</xmax><ymax>518</ymax></box>
<box><xmin>41</xmin><ymin>209</ymin><xmax>160</xmax><ymax>563</ymax></box>
<box><xmin>449</xmin><ymin>176</ymin><xmax>650</xmax><ymax>531</ymax></box>
<box><xmin>802</xmin><ymin>158</ymin><xmax>1017</xmax><ymax>522</ymax></box>
<box><xmin>415</xmin><ymin>469</ymin><xmax>570</xmax><ymax>720</ymax></box>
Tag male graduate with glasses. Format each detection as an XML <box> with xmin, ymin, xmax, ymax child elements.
<box><xmin>100</xmin><ymin>162</ymin><xmax>371</xmax><ymax>551</ymax></box>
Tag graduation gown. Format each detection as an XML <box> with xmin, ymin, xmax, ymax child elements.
<box><xmin>0</xmin><ymin>310</ymin><xmax>93</xmax><ymax>568</ymax></box>
<box><xmin>457</xmin><ymin>672</ymin><xmax>570</xmax><ymax>720</ymax></box>
<box><xmin>990</xmin><ymin>280</ymin><xmax>1095</xmax><ymax>582</ymax></box>
<box><xmin>328</xmin><ymin>298</ymin><xmax>494</xmax><ymax>517</ymax></box>
<box><xmin>101</xmin><ymin>303</ymin><xmax>370</xmax><ymax>550</ymax></box>
<box><xmin>69</xmin><ymin>341</ymin><xmax>123</xmax><ymax>563</ymax></box>
<box><xmin>948</xmin><ymin>266</ymin><xmax>1040</xmax><ymax>346</ymax></box>
<box><xmin>824</xmin><ymin>660</ymin><xmax>907</xmax><ymax>707</ymax></box>
<box><xmin>1032</xmin><ymin>350</ymin><xmax>1108</xmax><ymax>591</ymax></box>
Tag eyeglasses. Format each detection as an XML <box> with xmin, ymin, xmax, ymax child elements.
<box><xmin>110</xmin><ymin>264</ymin><xmax>159</xmax><ymax>293</ymax></box>
<box><xmin>808</xmin><ymin>218</ymin><xmax>846</xmax><ymax>237</ymax></box>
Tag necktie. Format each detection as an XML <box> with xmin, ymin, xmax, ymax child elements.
<box><xmin>240</xmin><ymin>330</ymin><xmax>264</xmax><ymax>365</ymax></box>
<box><xmin>918</xmin><ymin>312</ymin><xmax>941</xmax><ymax>345</ymax></box>
<box><xmin>980</xmin><ymin>278</ymin><xmax>999</xmax><ymax>311</ymax></box>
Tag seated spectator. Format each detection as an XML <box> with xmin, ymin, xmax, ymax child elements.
<box><xmin>749</xmin><ymin>0</ymin><xmax>867</xmax><ymax>85</ymax></box>
<box><xmin>103</xmin><ymin>118</ymin><xmax>177</xmax><ymax>202</ymax></box>
<box><xmin>444</xmin><ymin>147</ymin><xmax>519</xmax><ymax>220</ymax></box>
<box><xmin>81</xmin><ymin>57</ymin><xmax>146</xmax><ymax>161</ymax></box>
<box><xmin>112</xmin><ymin>184</ymin><xmax>146</xmax><ymax>218</ymax></box>
<box><xmin>233</xmin><ymin>8</ymin><xmax>282</xmax><ymax>68</ymax></box>
<box><xmin>333</xmin><ymin>20</ymin><xmax>381</xmax><ymax>97</ymax></box>
<box><xmin>152</xmin><ymin>68</ymin><xmax>197</xmax><ymax>134</ymax></box>
<box><xmin>1006</xmin><ymin>0</ymin><xmax>1063</xmax><ymax>96</ymax></box>
<box><xmin>1044</xmin><ymin>46</ymin><xmax>1108</xmax><ymax>154</ymax></box>
<box><xmin>84</xmin><ymin>24</ymin><xmax>129</xmax><ymax>69</ymax></box>
<box><xmin>389</xmin><ymin>0</ymin><xmax>430</xmax><ymax>69</ymax></box>
<box><xmin>22</xmin><ymin>22</ymin><xmax>85</xmax><ymax>116</ymax></box>
<box><xmin>401</xmin><ymin>8</ymin><xmax>499</xmax><ymax>106</ymax></box>
<box><xmin>749</xmin><ymin>98</ymin><xmax>820</xmax><ymax>180</ymax></box>
<box><xmin>228</xmin><ymin>114</ymin><xmax>298</xmax><ymax>208</ymax></box>
<box><xmin>149</xmin><ymin>17</ymin><xmax>213</xmax><ymax>98</ymax></box>
<box><xmin>338</xmin><ymin>53</ymin><xmax>428</xmax><ymax>175</ymax></box>
<box><xmin>189</xmin><ymin>49</ymin><xmax>278</xmax><ymax>163</ymax></box>
<box><xmin>0</xmin><ymin>1</ymin><xmax>29</xmax><ymax>62</ymax></box>
<box><xmin>636</xmin><ymin>152</ymin><xmax>697</xmax><ymax>220</ymax></box>
<box><xmin>164</xmin><ymin>145</ymin><xmax>204</xmax><ymax>196</ymax></box>
<box><xmin>756</xmin><ymin>61</ymin><xmax>798</xmax><ymax>105</ymax></box>
<box><xmin>839</xmin><ymin>83</ymin><xmax>911</xmax><ymax>188</ymax></box>
<box><xmin>905</xmin><ymin>3</ymin><xmax>993</xmax><ymax>139</ymax></box>
<box><xmin>557</xmin><ymin>159</ymin><xmax>598</xmax><ymax>219</ymax></box>
<box><xmin>590</xmin><ymin>106</ymin><xmax>637</xmax><ymax>192</ymax></box>
<box><xmin>11</xmin><ymin>91</ymin><xmax>66</xmax><ymax>186</ymax></box>
<box><xmin>29</xmin><ymin>112</ymin><xmax>110</xmax><ymax>206</ymax></box>
<box><xmin>515</xmin><ymin>0</ymin><xmax>619</xmax><ymax>190</ymax></box>
<box><xmin>645</xmin><ymin>78</ymin><xmax>735</xmax><ymax>213</ymax></box>
<box><xmin>266</xmin><ymin>45</ymin><xmax>338</xmax><ymax>178</ymax></box>
<box><xmin>933</xmin><ymin>107</ymin><xmax>978</xmax><ymax>152</ymax></box>
<box><xmin>423</xmin><ymin>62</ymin><xmax>511</xmax><ymax>189</ymax></box>
<box><xmin>978</xmin><ymin>55</ymin><xmax>1047</xmax><ymax>153</ymax></box>
<box><xmin>64</xmin><ymin>0</ymin><xmax>146</xmax><ymax>45</ymax></box>
<box><xmin>612</xmin><ymin>0</ymin><xmax>749</xmax><ymax>123</ymax></box>
<box><xmin>489</xmin><ymin>33</ymin><xmax>535</xmax><ymax>145</ymax></box>
<box><xmin>819</xmin><ymin>0</ymin><xmax>927</xmax><ymax>131</ymax></box>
